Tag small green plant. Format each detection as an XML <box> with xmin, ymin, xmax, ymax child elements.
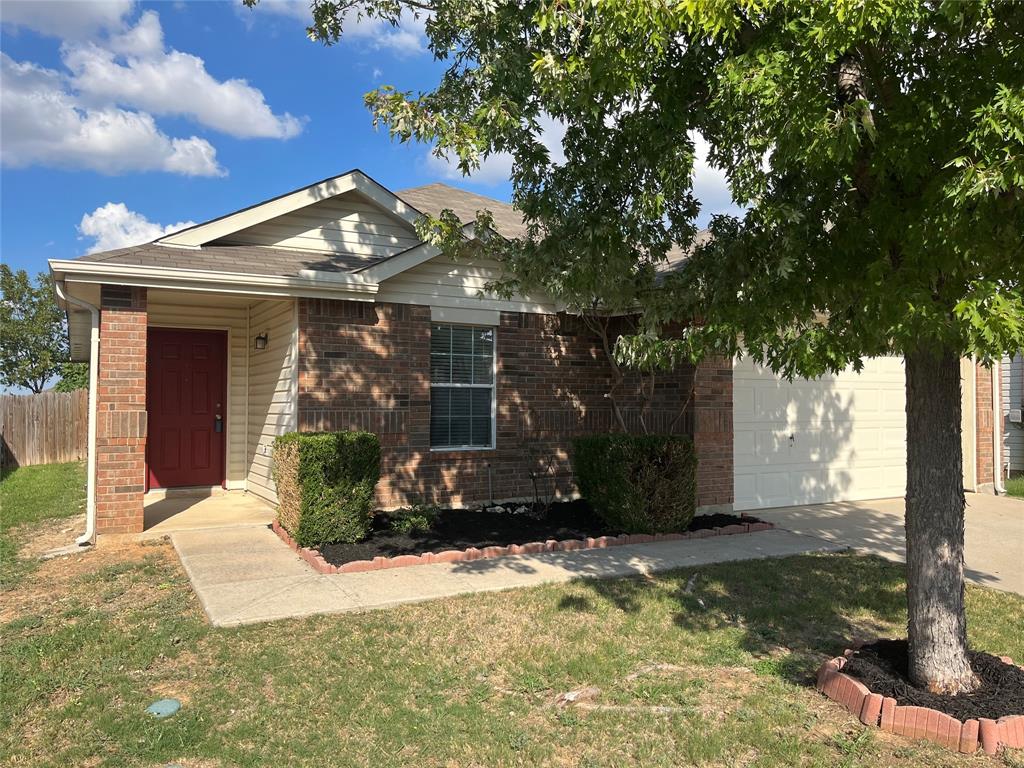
<box><xmin>389</xmin><ymin>502</ymin><xmax>440</xmax><ymax>535</ymax></box>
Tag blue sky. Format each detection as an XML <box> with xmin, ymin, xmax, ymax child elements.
<box><xmin>1</xmin><ymin>0</ymin><xmax>736</xmax><ymax>277</ymax></box>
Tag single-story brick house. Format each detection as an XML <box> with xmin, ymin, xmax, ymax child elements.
<box><xmin>49</xmin><ymin>170</ymin><xmax>1020</xmax><ymax>540</ymax></box>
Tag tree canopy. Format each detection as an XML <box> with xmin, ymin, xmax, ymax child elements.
<box><xmin>275</xmin><ymin>0</ymin><xmax>1023</xmax><ymax>375</ymax></box>
<box><xmin>257</xmin><ymin>0</ymin><xmax>1024</xmax><ymax>693</ymax></box>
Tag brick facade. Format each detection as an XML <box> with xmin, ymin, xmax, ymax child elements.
<box><xmin>297</xmin><ymin>298</ymin><xmax>734</xmax><ymax>510</ymax></box>
<box><xmin>692</xmin><ymin>357</ymin><xmax>734</xmax><ymax>509</ymax></box>
<box><xmin>976</xmin><ymin>361</ymin><xmax>994</xmax><ymax>488</ymax></box>
<box><xmin>95</xmin><ymin>286</ymin><xmax>148</xmax><ymax>534</ymax></box>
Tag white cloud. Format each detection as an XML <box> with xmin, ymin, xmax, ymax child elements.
<box><xmin>426</xmin><ymin>150</ymin><xmax>513</xmax><ymax>186</ymax></box>
<box><xmin>0</xmin><ymin>53</ymin><xmax>224</xmax><ymax>176</ymax></box>
<box><xmin>106</xmin><ymin>6</ymin><xmax>163</xmax><ymax>57</ymax></box>
<box><xmin>78</xmin><ymin>202</ymin><xmax>195</xmax><ymax>253</ymax></box>
<box><xmin>255</xmin><ymin>0</ymin><xmax>428</xmax><ymax>56</ymax></box>
<box><xmin>0</xmin><ymin>6</ymin><xmax>303</xmax><ymax>175</ymax></box>
<box><xmin>0</xmin><ymin>0</ymin><xmax>133</xmax><ymax>40</ymax></box>
<box><xmin>63</xmin><ymin>11</ymin><xmax>304</xmax><ymax>139</ymax></box>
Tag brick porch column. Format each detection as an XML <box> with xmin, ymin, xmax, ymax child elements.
<box><xmin>95</xmin><ymin>286</ymin><xmax>148</xmax><ymax>534</ymax></box>
<box><xmin>693</xmin><ymin>356</ymin><xmax>733</xmax><ymax>512</ymax></box>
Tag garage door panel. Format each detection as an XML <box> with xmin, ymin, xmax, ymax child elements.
<box><xmin>734</xmin><ymin>357</ymin><xmax>907</xmax><ymax>510</ymax></box>
<box><xmin>734</xmin><ymin>387</ymin><xmax>756</xmax><ymax>421</ymax></box>
<box><xmin>734</xmin><ymin>429</ymin><xmax>757</xmax><ymax>459</ymax></box>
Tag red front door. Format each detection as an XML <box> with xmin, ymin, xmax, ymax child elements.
<box><xmin>146</xmin><ymin>328</ymin><xmax>227</xmax><ymax>489</ymax></box>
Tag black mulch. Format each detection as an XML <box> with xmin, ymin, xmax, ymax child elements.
<box><xmin>842</xmin><ymin>639</ymin><xmax>1024</xmax><ymax>721</ymax></box>
<box><xmin>318</xmin><ymin>499</ymin><xmax>762</xmax><ymax>566</ymax></box>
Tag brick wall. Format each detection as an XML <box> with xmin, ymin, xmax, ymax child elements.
<box><xmin>693</xmin><ymin>357</ymin><xmax>734</xmax><ymax>509</ymax></box>
<box><xmin>95</xmin><ymin>286</ymin><xmax>148</xmax><ymax>534</ymax></box>
<box><xmin>298</xmin><ymin>299</ymin><xmax>734</xmax><ymax>510</ymax></box>
<box><xmin>976</xmin><ymin>361</ymin><xmax>994</xmax><ymax>487</ymax></box>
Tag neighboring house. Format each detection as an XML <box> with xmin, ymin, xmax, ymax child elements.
<box><xmin>48</xmin><ymin>170</ymin><xmax>1014</xmax><ymax>538</ymax></box>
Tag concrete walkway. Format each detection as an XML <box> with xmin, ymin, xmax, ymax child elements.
<box><xmin>171</xmin><ymin>526</ymin><xmax>845</xmax><ymax>627</ymax></box>
<box><xmin>756</xmin><ymin>493</ymin><xmax>1024</xmax><ymax>595</ymax></box>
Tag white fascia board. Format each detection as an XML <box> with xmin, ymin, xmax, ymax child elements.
<box><xmin>360</xmin><ymin>222</ymin><xmax>478</xmax><ymax>283</ymax></box>
<box><xmin>157</xmin><ymin>170</ymin><xmax>424</xmax><ymax>248</ymax></box>
<box><xmin>48</xmin><ymin>259</ymin><xmax>379</xmax><ymax>302</ymax></box>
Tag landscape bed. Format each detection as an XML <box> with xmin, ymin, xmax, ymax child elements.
<box><xmin>816</xmin><ymin>639</ymin><xmax>1024</xmax><ymax>755</ymax></box>
<box><xmin>305</xmin><ymin>500</ymin><xmax>771</xmax><ymax>568</ymax></box>
<box><xmin>843</xmin><ymin>639</ymin><xmax>1024</xmax><ymax>721</ymax></box>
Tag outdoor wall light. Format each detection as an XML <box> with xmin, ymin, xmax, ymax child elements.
<box><xmin>254</xmin><ymin>333</ymin><xmax>269</xmax><ymax>351</ymax></box>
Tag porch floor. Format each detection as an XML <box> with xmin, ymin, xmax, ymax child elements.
<box><xmin>142</xmin><ymin>490</ymin><xmax>275</xmax><ymax>538</ymax></box>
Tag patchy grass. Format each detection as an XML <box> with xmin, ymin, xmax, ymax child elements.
<box><xmin>1</xmin><ymin>522</ymin><xmax>1022</xmax><ymax>768</ymax></box>
<box><xmin>0</xmin><ymin>462</ymin><xmax>85</xmax><ymax>588</ymax></box>
<box><xmin>1006</xmin><ymin>475</ymin><xmax>1024</xmax><ymax>499</ymax></box>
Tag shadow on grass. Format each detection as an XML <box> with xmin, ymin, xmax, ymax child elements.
<box><xmin>570</xmin><ymin>552</ymin><xmax>908</xmax><ymax>686</ymax></box>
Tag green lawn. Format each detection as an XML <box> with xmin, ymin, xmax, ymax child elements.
<box><xmin>1006</xmin><ymin>474</ymin><xmax>1024</xmax><ymax>499</ymax></box>
<box><xmin>1</xmin><ymin>513</ymin><xmax>1022</xmax><ymax>767</ymax></box>
<box><xmin>0</xmin><ymin>461</ymin><xmax>85</xmax><ymax>588</ymax></box>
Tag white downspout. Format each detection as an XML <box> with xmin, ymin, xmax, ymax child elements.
<box><xmin>55</xmin><ymin>281</ymin><xmax>100</xmax><ymax>546</ymax></box>
<box><xmin>993</xmin><ymin>361</ymin><xmax>1005</xmax><ymax>494</ymax></box>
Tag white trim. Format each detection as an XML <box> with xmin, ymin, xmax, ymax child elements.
<box><xmin>54</xmin><ymin>281</ymin><xmax>99</xmax><ymax>546</ymax></box>
<box><xmin>50</xmin><ymin>259</ymin><xmax>378</xmax><ymax>301</ymax></box>
<box><xmin>359</xmin><ymin>223</ymin><xmax>477</xmax><ymax>283</ymax></box>
<box><xmin>291</xmin><ymin>299</ymin><xmax>299</xmax><ymax>433</ymax></box>
<box><xmin>430</xmin><ymin>306</ymin><xmax>501</xmax><ymax>326</ymax></box>
<box><xmin>157</xmin><ymin>171</ymin><xmax>424</xmax><ymax>247</ymax></box>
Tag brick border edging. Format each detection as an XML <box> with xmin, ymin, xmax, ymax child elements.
<box><xmin>816</xmin><ymin>649</ymin><xmax>1024</xmax><ymax>755</ymax></box>
<box><xmin>271</xmin><ymin>513</ymin><xmax>775</xmax><ymax>575</ymax></box>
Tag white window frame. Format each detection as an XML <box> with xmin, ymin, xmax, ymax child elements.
<box><xmin>429</xmin><ymin>323</ymin><xmax>497</xmax><ymax>451</ymax></box>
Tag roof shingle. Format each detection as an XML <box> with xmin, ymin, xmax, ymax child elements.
<box><xmin>72</xmin><ymin>180</ymin><xmax>704</xmax><ymax>277</ymax></box>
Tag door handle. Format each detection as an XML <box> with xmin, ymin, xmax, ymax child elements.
<box><xmin>215</xmin><ymin>414</ymin><xmax>223</xmax><ymax>433</ymax></box>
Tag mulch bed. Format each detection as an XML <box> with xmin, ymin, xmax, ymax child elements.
<box><xmin>319</xmin><ymin>499</ymin><xmax>760</xmax><ymax>567</ymax></box>
<box><xmin>843</xmin><ymin>639</ymin><xmax>1024</xmax><ymax>721</ymax></box>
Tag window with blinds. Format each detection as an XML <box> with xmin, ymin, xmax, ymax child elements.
<box><xmin>430</xmin><ymin>324</ymin><xmax>495</xmax><ymax>449</ymax></box>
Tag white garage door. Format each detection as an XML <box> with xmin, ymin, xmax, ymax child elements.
<box><xmin>733</xmin><ymin>357</ymin><xmax>907</xmax><ymax>510</ymax></box>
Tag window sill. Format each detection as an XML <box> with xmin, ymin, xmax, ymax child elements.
<box><xmin>429</xmin><ymin>446</ymin><xmax>495</xmax><ymax>454</ymax></box>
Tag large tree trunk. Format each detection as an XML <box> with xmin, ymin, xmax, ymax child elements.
<box><xmin>904</xmin><ymin>349</ymin><xmax>978</xmax><ymax>694</ymax></box>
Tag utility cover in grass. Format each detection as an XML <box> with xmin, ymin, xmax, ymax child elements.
<box><xmin>146</xmin><ymin>698</ymin><xmax>181</xmax><ymax>719</ymax></box>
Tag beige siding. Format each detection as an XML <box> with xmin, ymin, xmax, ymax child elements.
<box><xmin>246</xmin><ymin>299</ymin><xmax>298</xmax><ymax>503</ymax></box>
<box><xmin>1003</xmin><ymin>352</ymin><xmax>1024</xmax><ymax>473</ymax></box>
<box><xmin>376</xmin><ymin>255</ymin><xmax>557</xmax><ymax>313</ymax></box>
<box><xmin>147</xmin><ymin>292</ymin><xmax>249</xmax><ymax>487</ymax></box>
<box><xmin>215</xmin><ymin>192</ymin><xmax>421</xmax><ymax>259</ymax></box>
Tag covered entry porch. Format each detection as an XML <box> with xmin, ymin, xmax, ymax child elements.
<box><xmin>142</xmin><ymin>487</ymin><xmax>275</xmax><ymax>537</ymax></box>
<box><xmin>56</xmin><ymin>280</ymin><xmax>299</xmax><ymax>537</ymax></box>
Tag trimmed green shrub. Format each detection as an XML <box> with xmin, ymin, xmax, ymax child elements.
<box><xmin>572</xmin><ymin>434</ymin><xmax>697</xmax><ymax>534</ymax></box>
<box><xmin>388</xmin><ymin>502</ymin><xmax>441</xmax><ymax>535</ymax></box>
<box><xmin>272</xmin><ymin>431</ymin><xmax>381</xmax><ymax>547</ymax></box>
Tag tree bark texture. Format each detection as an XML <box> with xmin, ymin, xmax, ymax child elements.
<box><xmin>904</xmin><ymin>349</ymin><xmax>978</xmax><ymax>694</ymax></box>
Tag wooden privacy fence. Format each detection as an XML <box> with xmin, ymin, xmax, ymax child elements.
<box><xmin>0</xmin><ymin>390</ymin><xmax>88</xmax><ymax>469</ymax></box>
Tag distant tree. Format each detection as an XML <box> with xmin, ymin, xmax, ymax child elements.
<box><xmin>54</xmin><ymin>363</ymin><xmax>89</xmax><ymax>393</ymax></box>
<box><xmin>0</xmin><ymin>266</ymin><xmax>68</xmax><ymax>394</ymax></box>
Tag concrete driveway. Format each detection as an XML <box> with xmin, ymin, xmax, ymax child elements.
<box><xmin>755</xmin><ymin>493</ymin><xmax>1024</xmax><ymax>595</ymax></box>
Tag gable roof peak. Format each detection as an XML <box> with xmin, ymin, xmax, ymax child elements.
<box><xmin>156</xmin><ymin>168</ymin><xmax>423</xmax><ymax>249</ymax></box>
